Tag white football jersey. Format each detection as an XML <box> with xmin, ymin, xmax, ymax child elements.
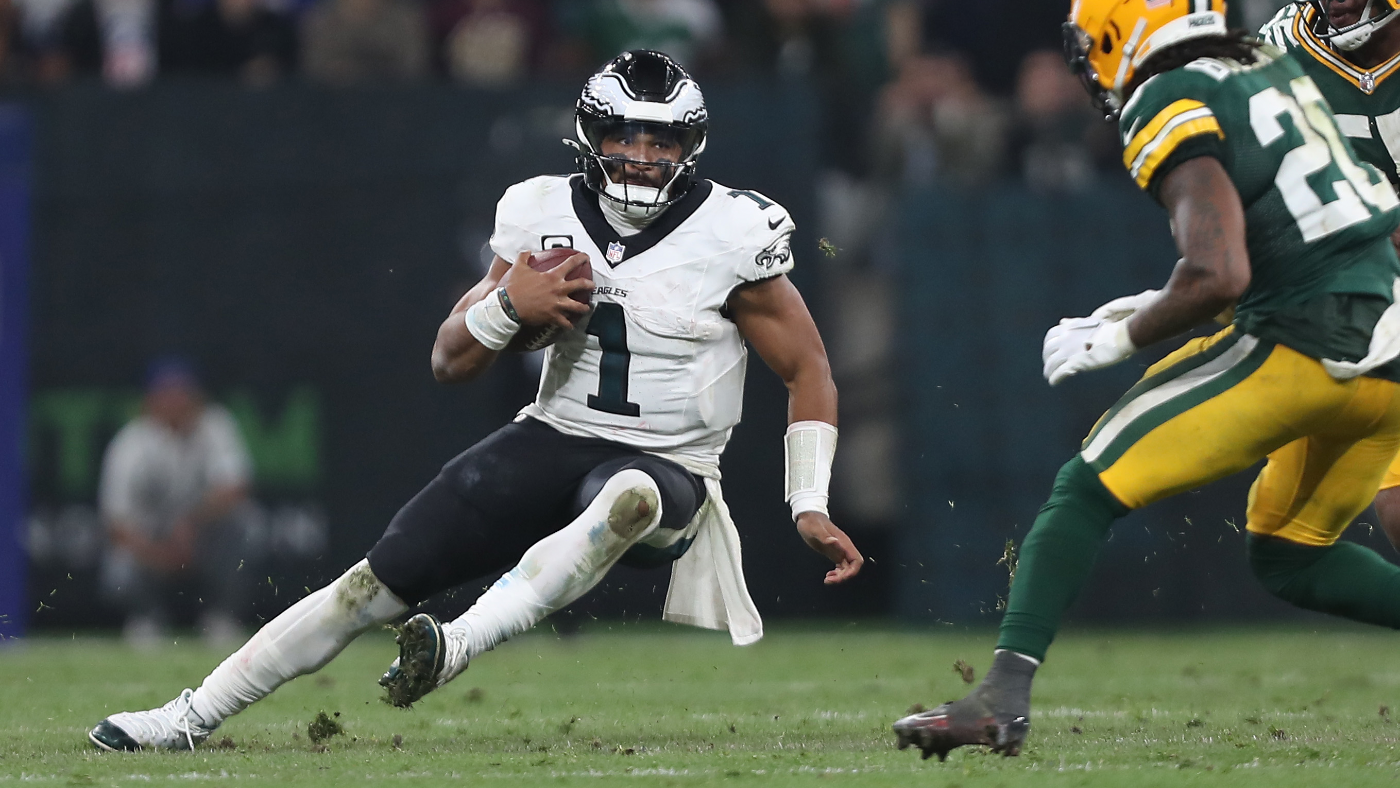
<box><xmin>489</xmin><ymin>174</ymin><xmax>797</xmax><ymax>476</ymax></box>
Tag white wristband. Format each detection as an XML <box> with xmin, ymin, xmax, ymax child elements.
<box><xmin>784</xmin><ymin>420</ymin><xmax>837</xmax><ymax>521</ymax></box>
<box><xmin>464</xmin><ymin>291</ymin><xmax>521</xmax><ymax>351</ymax></box>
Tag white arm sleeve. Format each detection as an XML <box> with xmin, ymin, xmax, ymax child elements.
<box><xmin>784</xmin><ymin>420</ymin><xmax>837</xmax><ymax>520</ymax></box>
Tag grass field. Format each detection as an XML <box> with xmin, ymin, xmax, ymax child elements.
<box><xmin>2</xmin><ymin>623</ymin><xmax>1400</xmax><ymax>786</ymax></box>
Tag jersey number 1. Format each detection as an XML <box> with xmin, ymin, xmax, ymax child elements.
<box><xmin>586</xmin><ymin>302</ymin><xmax>640</xmax><ymax>417</ymax></box>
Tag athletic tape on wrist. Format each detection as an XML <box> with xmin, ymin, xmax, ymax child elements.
<box><xmin>464</xmin><ymin>292</ymin><xmax>521</xmax><ymax>351</ymax></box>
<box><xmin>784</xmin><ymin>420</ymin><xmax>837</xmax><ymax>521</ymax></box>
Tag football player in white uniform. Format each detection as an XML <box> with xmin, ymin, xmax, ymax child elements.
<box><xmin>87</xmin><ymin>50</ymin><xmax>862</xmax><ymax>752</ymax></box>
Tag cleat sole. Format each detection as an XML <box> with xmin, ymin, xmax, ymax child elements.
<box><xmin>380</xmin><ymin>614</ymin><xmax>445</xmax><ymax>709</ymax></box>
<box><xmin>893</xmin><ymin>704</ymin><xmax>1028</xmax><ymax>763</ymax></box>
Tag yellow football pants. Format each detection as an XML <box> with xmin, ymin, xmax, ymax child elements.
<box><xmin>1081</xmin><ymin>327</ymin><xmax>1400</xmax><ymax>547</ymax></box>
<box><xmin>1380</xmin><ymin>434</ymin><xmax>1400</xmax><ymax>491</ymax></box>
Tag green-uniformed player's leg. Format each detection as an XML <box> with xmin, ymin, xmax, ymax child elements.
<box><xmin>1000</xmin><ymin>329</ymin><xmax>1288</xmax><ymax>659</ymax></box>
<box><xmin>995</xmin><ymin>456</ymin><xmax>1126</xmax><ymax>660</ymax></box>
<box><xmin>1244</xmin><ymin>377</ymin><xmax>1400</xmax><ymax>626</ymax></box>
<box><xmin>893</xmin><ymin>331</ymin><xmax>1294</xmax><ymax>760</ymax></box>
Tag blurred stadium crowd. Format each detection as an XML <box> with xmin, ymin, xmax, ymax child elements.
<box><xmin>0</xmin><ymin>0</ymin><xmax>1300</xmax><ymax>190</ymax></box>
<box><xmin>0</xmin><ymin>0</ymin><xmax>1123</xmax><ymax>198</ymax></box>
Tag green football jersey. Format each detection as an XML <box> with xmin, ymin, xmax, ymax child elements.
<box><xmin>1119</xmin><ymin>46</ymin><xmax>1400</xmax><ymax>365</ymax></box>
<box><xmin>1261</xmin><ymin>3</ymin><xmax>1400</xmax><ymax>188</ymax></box>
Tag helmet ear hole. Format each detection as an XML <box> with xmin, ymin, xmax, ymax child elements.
<box><xmin>1100</xmin><ymin>32</ymin><xmax>1113</xmax><ymax>54</ymax></box>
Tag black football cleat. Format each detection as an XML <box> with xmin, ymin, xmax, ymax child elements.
<box><xmin>892</xmin><ymin>695</ymin><xmax>1030</xmax><ymax>761</ymax></box>
<box><xmin>380</xmin><ymin>613</ymin><xmax>470</xmax><ymax>709</ymax></box>
<box><xmin>380</xmin><ymin>613</ymin><xmax>445</xmax><ymax>709</ymax></box>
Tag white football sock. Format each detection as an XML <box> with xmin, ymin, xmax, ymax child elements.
<box><xmin>448</xmin><ymin>468</ymin><xmax>662</xmax><ymax>663</ymax></box>
<box><xmin>189</xmin><ymin>560</ymin><xmax>407</xmax><ymax>727</ymax></box>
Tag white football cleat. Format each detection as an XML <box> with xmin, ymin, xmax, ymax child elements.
<box><xmin>88</xmin><ymin>688</ymin><xmax>217</xmax><ymax>752</ymax></box>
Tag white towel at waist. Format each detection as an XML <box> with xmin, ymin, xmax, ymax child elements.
<box><xmin>660</xmin><ymin>477</ymin><xmax>763</xmax><ymax>646</ymax></box>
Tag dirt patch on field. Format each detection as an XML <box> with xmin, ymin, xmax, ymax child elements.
<box><xmin>307</xmin><ymin>711</ymin><xmax>344</xmax><ymax>743</ymax></box>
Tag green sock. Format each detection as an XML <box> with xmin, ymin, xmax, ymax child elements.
<box><xmin>1247</xmin><ymin>533</ymin><xmax>1400</xmax><ymax>627</ymax></box>
<box><xmin>996</xmin><ymin>456</ymin><xmax>1128</xmax><ymax>662</ymax></box>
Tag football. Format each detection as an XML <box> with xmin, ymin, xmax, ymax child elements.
<box><xmin>504</xmin><ymin>248</ymin><xmax>593</xmax><ymax>353</ymax></box>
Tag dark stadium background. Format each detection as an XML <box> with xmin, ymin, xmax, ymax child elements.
<box><xmin>3</xmin><ymin>0</ymin><xmax>1376</xmax><ymax>640</ymax></box>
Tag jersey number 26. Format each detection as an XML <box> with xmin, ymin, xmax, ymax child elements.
<box><xmin>1250</xmin><ymin>76</ymin><xmax>1399</xmax><ymax>243</ymax></box>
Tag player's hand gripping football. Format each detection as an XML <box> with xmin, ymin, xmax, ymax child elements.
<box><xmin>503</xmin><ymin>251</ymin><xmax>595</xmax><ymax>329</ymax></box>
<box><xmin>796</xmin><ymin>512</ymin><xmax>863</xmax><ymax>584</ymax></box>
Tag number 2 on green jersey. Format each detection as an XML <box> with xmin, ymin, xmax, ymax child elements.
<box><xmin>1250</xmin><ymin>76</ymin><xmax>1398</xmax><ymax>242</ymax></box>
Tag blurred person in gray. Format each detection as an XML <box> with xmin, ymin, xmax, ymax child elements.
<box><xmin>1006</xmin><ymin>49</ymin><xmax>1118</xmax><ymax>192</ymax></box>
<box><xmin>873</xmin><ymin>50</ymin><xmax>1007</xmax><ymax>188</ymax></box>
<box><xmin>99</xmin><ymin>358</ymin><xmax>253</xmax><ymax>649</ymax></box>
<box><xmin>428</xmin><ymin>0</ymin><xmax>549</xmax><ymax>85</ymax></box>
<box><xmin>302</xmin><ymin>0</ymin><xmax>426</xmax><ymax>84</ymax></box>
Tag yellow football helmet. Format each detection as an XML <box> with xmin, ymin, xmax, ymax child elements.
<box><xmin>1063</xmin><ymin>0</ymin><xmax>1228</xmax><ymax>118</ymax></box>
<box><xmin>1302</xmin><ymin>0</ymin><xmax>1400</xmax><ymax>52</ymax></box>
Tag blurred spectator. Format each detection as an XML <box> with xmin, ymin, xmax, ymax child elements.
<box><xmin>428</xmin><ymin>0</ymin><xmax>547</xmax><ymax>85</ymax></box>
<box><xmin>15</xmin><ymin>0</ymin><xmax>80</xmax><ymax>82</ymax></box>
<box><xmin>717</xmin><ymin>0</ymin><xmax>892</xmax><ymax>174</ymax></box>
<box><xmin>873</xmin><ymin>51</ymin><xmax>1006</xmax><ymax>188</ymax></box>
<box><xmin>1006</xmin><ymin>49</ymin><xmax>1118</xmax><ymax>192</ymax></box>
<box><xmin>0</xmin><ymin>0</ymin><xmax>21</xmax><ymax>82</ymax></box>
<box><xmin>920</xmin><ymin>0</ymin><xmax>1066</xmax><ymax>95</ymax></box>
<box><xmin>563</xmin><ymin>0</ymin><xmax>722</xmax><ymax>69</ymax></box>
<box><xmin>302</xmin><ymin>0</ymin><xmax>426</xmax><ymax>85</ymax></box>
<box><xmin>98</xmin><ymin>359</ymin><xmax>254</xmax><ymax>648</ymax></box>
<box><xmin>159</xmin><ymin>0</ymin><xmax>297</xmax><ymax>85</ymax></box>
<box><xmin>37</xmin><ymin>0</ymin><xmax>155</xmax><ymax>86</ymax></box>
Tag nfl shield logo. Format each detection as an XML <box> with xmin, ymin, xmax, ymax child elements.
<box><xmin>606</xmin><ymin>241</ymin><xmax>626</xmax><ymax>263</ymax></box>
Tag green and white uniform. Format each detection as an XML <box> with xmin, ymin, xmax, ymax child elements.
<box><xmin>1261</xmin><ymin>3</ymin><xmax>1400</xmax><ymax>188</ymax></box>
<box><xmin>994</xmin><ymin>31</ymin><xmax>1400</xmax><ymax>673</ymax></box>
<box><xmin>1120</xmin><ymin>45</ymin><xmax>1400</xmax><ymax>367</ymax></box>
<box><xmin>1258</xmin><ymin>4</ymin><xmax>1400</xmax><ymax>488</ymax></box>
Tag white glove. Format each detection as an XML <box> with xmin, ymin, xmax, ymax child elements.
<box><xmin>1043</xmin><ymin>316</ymin><xmax>1138</xmax><ymax>386</ymax></box>
<box><xmin>1090</xmin><ymin>289</ymin><xmax>1160</xmax><ymax>322</ymax></box>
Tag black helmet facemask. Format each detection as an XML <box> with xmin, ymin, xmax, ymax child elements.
<box><xmin>568</xmin><ymin>51</ymin><xmax>709</xmax><ymax>219</ymax></box>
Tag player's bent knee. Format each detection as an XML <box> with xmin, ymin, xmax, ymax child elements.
<box><xmin>328</xmin><ymin>559</ymin><xmax>409</xmax><ymax>626</ymax></box>
<box><xmin>596</xmin><ymin>468</ymin><xmax>663</xmax><ymax>541</ymax></box>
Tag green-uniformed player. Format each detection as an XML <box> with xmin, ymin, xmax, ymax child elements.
<box><xmin>1260</xmin><ymin>0</ymin><xmax>1400</xmax><ymax>548</ymax></box>
<box><xmin>891</xmin><ymin>0</ymin><xmax>1400</xmax><ymax>762</ymax></box>
<box><xmin>1261</xmin><ymin>1</ymin><xmax>1400</xmax><ymax>188</ymax></box>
